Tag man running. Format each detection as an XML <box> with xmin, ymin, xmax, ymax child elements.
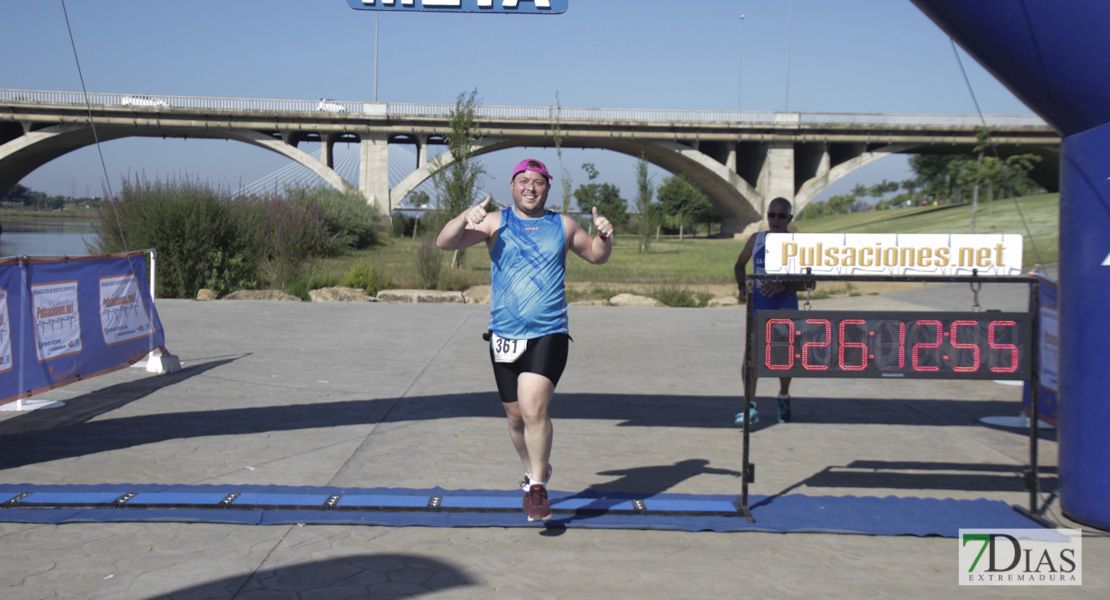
<box><xmin>436</xmin><ymin>158</ymin><xmax>613</xmax><ymax>521</ymax></box>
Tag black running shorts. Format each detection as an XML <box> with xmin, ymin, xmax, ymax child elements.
<box><xmin>488</xmin><ymin>332</ymin><xmax>570</xmax><ymax>403</ymax></box>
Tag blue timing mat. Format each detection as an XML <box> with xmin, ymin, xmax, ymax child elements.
<box><xmin>0</xmin><ymin>483</ymin><xmax>1044</xmax><ymax>537</ymax></box>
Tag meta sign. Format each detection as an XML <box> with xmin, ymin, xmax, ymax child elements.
<box><xmin>348</xmin><ymin>0</ymin><xmax>568</xmax><ymax>13</ymax></box>
<box><xmin>755</xmin><ymin>310</ymin><xmax>1032</xmax><ymax>380</ymax></box>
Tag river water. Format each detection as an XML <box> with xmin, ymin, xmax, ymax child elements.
<box><xmin>0</xmin><ymin>219</ymin><xmax>100</xmax><ymax>258</ymax></box>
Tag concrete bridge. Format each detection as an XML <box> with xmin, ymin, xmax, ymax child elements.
<box><xmin>0</xmin><ymin>89</ymin><xmax>1060</xmax><ymax>235</ymax></box>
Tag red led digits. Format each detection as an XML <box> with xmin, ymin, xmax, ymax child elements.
<box><xmin>950</xmin><ymin>320</ymin><xmax>981</xmax><ymax>372</ymax></box>
<box><xmin>911</xmin><ymin>320</ymin><xmax>943</xmax><ymax>372</ymax></box>
<box><xmin>838</xmin><ymin>319</ymin><xmax>868</xmax><ymax>371</ymax></box>
<box><xmin>764</xmin><ymin>318</ymin><xmax>795</xmax><ymax>371</ymax></box>
<box><xmin>875</xmin><ymin>320</ymin><xmax>907</xmax><ymax>370</ymax></box>
<box><xmin>754</xmin><ymin>311</ymin><xmax>1028</xmax><ymax>380</ymax></box>
<box><xmin>802</xmin><ymin>319</ymin><xmax>831</xmax><ymax>370</ymax></box>
<box><xmin>988</xmin><ymin>320</ymin><xmax>1020</xmax><ymax>373</ymax></box>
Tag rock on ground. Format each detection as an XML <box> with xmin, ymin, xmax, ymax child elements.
<box><xmin>222</xmin><ymin>290</ymin><xmax>302</xmax><ymax>302</ymax></box>
<box><xmin>376</xmin><ymin>289</ymin><xmax>465</xmax><ymax>304</ymax></box>
<box><xmin>608</xmin><ymin>293</ymin><xmax>665</xmax><ymax>307</ymax></box>
<box><xmin>308</xmin><ymin>286</ymin><xmax>377</xmax><ymax>302</ymax></box>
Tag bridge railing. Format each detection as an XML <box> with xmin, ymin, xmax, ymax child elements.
<box><xmin>0</xmin><ymin>88</ymin><xmax>1049</xmax><ymax>128</ymax></box>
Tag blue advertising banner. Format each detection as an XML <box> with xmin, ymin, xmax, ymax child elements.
<box><xmin>347</xmin><ymin>0</ymin><xmax>568</xmax><ymax>14</ymax></box>
<box><xmin>0</xmin><ymin>252</ymin><xmax>167</xmax><ymax>407</ymax></box>
<box><xmin>1022</xmin><ymin>274</ymin><xmax>1058</xmax><ymax>425</ymax></box>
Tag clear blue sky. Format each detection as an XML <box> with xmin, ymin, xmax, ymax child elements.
<box><xmin>3</xmin><ymin>0</ymin><xmax>1033</xmax><ymax>206</ymax></box>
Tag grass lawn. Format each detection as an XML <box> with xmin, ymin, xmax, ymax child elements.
<box><xmin>314</xmin><ymin>193</ymin><xmax>1058</xmax><ymax>300</ymax></box>
<box><xmin>796</xmin><ymin>193</ymin><xmax>1059</xmax><ymax>268</ymax></box>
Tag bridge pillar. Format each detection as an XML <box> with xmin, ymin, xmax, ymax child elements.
<box><xmin>757</xmin><ymin>142</ymin><xmax>795</xmax><ymax>211</ymax></box>
<box><xmin>359</xmin><ymin>133</ymin><xmax>390</xmax><ymax>213</ymax></box>
<box><xmin>416</xmin><ymin>134</ymin><xmax>428</xmax><ymax>168</ymax></box>
<box><xmin>321</xmin><ymin>133</ymin><xmax>338</xmax><ymax>169</ymax></box>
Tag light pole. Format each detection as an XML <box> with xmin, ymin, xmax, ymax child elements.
<box><xmin>374</xmin><ymin>12</ymin><xmax>379</xmax><ymax>102</ymax></box>
<box><xmin>737</xmin><ymin>14</ymin><xmax>746</xmax><ymax>112</ymax></box>
<box><xmin>784</xmin><ymin>0</ymin><xmax>793</xmax><ymax>111</ymax></box>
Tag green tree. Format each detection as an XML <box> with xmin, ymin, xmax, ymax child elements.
<box><xmin>633</xmin><ymin>155</ymin><xmax>656</xmax><ymax>253</ymax></box>
<box><xmin>552</xmin><ymin>92</ymin><xmax>573</xmax><ymax>214</ymax></box>
<box><xmin>593</xmin><ymin>183</ymin><xmax>629</xmax><ymax>227</ymax></box>
<box><xmin>908</xmin><ymin>154</ymin><xmax>962</xmax><ymax>203</ymax></box>
<box><xmin>430</xmin><ymin>89</ymin><xmax>486</xmax><ymax>269</ymax></box>
<box><xmin>572</xmin><ymin>162</ymin><xmax>602</xmax><ymax>218</ymax></box>
<box><xmin>657</xmin><ymin>174</ymin><xmax>711</xmax><ymax>240</ymax></box>
<box><xmin>2</xmin><ymin>183</ymin><xmax>34</xmax><ymax>204</ymax></box>
<box><xmin>572</xmin><ymin>183</ymin><xmax>599</xmax><ymax>212</ymax></box>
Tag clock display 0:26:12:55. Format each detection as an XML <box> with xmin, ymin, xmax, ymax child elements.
<box><xmin>753</xmin><ymin>310</ymin><xmax>1032</xmax><ymax>380</ymax></box>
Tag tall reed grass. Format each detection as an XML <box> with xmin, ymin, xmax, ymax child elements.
<box><xmin>93</xmin><ymin>177</ymin><xmax>381</xmax><ymax>298</ymax></box>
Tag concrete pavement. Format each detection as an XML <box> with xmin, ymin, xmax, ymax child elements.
<box><xmin>0</xmin><ymin>283</ymin><xmax>1105</xmax><ymax>599</ymax></box>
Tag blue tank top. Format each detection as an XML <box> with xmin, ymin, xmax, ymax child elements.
<box><xmin>489</xmin><ymin>207</ymin><xmax>568</xmax><ymax>339</ymax></box>
<box><xmin>752</xmin><ymin>231</ymin><xmax>799</xmax><ymax>311</ymax></box>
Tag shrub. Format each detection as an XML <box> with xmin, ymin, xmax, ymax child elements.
<box><xmin>651</xmin><ymin>286</ymin><xmax>700</xmax><ymax>307</ymax></box>
<box><xmin>203</xmin><ymin>250</ymin><xmax>257</xmax><ymax>297</ymax></box>
<box><xmin>286</xmin><ymin>272</ymin><xmax>337</xmax><ymax>301</ymax></box>
<box><xmin>415</xmin><ymin>234</ymin><xmax>443</xmax><ymax>289</ymax></box>
<box><xmin>342</xmin><ymin>262</ymin><xmax>388</xmax><ymax>296</ymax></box>
<box><xmin>436</xmin><ymin>268</ymin><xmax>468</xmax><ymax>292</ymax></box>
<box><xmin>94</xmin><ymin>176</ymin><xmax>256</xmax><ymax>298</ymax></box>
<box><xmin>286</xmin><ymin>185</ymin><xmax>379</xmax><ymax>254</ymax></box>
<box><xmin>391</xmin><ymin>212</ymin><xmax>419</xmax><ymax>238</ymax></box>
<box><xmin>247</xmin><ymin>194</ymin><xmax>325</xmax><ymax>289</ymax></box>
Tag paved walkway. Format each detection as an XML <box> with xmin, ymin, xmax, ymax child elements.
<box><xmin>1</xmin><ymin>283</ymin><xmax>1105</xmax><ymax>599</ymax></box>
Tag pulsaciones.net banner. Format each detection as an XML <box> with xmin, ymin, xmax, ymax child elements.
<box><xmin>764</xmin><ymin>233</ymin><xmax>1024</xmax><ymax>276</ymax></box>
<box><xmin>0</xmin><ymin>252</ymin><xmax>167</xmax><ymax>406</ymax></box>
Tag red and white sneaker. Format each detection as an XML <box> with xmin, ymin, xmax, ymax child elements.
<box><xmin>525</xmin><ymin>484</ymin><xmax>552</xmax><ymax>522</ymax></box>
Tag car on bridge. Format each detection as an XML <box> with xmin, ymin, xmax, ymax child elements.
<box><xmin>121</xmin><ymin>95</ymin><xmax>169</xmax><ymax>108</ymax></box>
<box><xmin>316</xmin><ymin>98</ymin><xmax>346</xmax><ymax>113</ymax></box>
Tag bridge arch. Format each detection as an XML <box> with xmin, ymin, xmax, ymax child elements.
<box><xmin>389</xmin><ymin>136</ymin><xmax>765</xmax><ymax>232</ymax></box>
<box><xmin>794</xmin><ymin>144</ymin><xmax>914</xmax><ymax>209</ymax></box>
<box><xmin>0</xmin><ymin>124</ymin><xmax>355</xmax><ymax>198</ymax></box>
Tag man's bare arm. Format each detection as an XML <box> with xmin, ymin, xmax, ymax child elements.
<box><xmin>436</xmin><ymin>196</ymin><xmax>496</xmax><ymax>250</ymax></box>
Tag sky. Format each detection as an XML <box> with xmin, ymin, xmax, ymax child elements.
<box><xmin>2</xmin><ymin>0</ymin><xmax>1034</xmax><ymax>207</ymax></box>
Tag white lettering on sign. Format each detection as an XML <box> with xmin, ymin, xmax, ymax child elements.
<box><xmin>1103</xmin><ymin>250</ymin><xmax>1110</xmax><ymax>266</ymax></box>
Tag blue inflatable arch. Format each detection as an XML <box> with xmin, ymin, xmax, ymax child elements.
<box><xmin>912</xmin><ymin>0</ymin><xmax>1110</xmax><ymax>530</ymax></box>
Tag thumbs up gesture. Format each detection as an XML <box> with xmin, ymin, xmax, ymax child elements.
<box><xmin>465</xmin><ymin>196</ymin><xmax>492</xmax><ymax>228</ymax></box>
<box><xmin>592</xmin><ymin>206</ymin><xmax>613</xmax><ymax>240</ymax></box>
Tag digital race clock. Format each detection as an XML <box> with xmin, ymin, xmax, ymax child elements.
<box><xmin>753</xmin><ymin>310</ymin><xmax>1032</xmax><ymax>380</ymax></box>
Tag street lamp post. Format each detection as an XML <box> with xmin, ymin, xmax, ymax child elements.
<box><xmin>737</xmin><ymin>14</ymin><xmax>746</xmax><ymax>112</ymax></box>
<box><xmin>374</xmin><ymin>12</ymin><xmax>379</xmax><ymax>102</ymax></box>
<box><xmin>784</xmin><ymin>0</ymin><xmax>793</xmax><ymax>111</ymax></box>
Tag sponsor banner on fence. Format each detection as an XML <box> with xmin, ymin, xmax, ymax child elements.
<box><xmin>764</xmin><ymin>233</ymin><xmax>1024</xmax><ymax>276</ymax></box>
<box><xmin>0</xmin><ymin>252</ymin><xmax>166</xmax><ymax>406</ymax></box>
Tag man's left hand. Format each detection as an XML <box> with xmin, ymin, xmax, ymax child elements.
<box><xmin>592</xmin><ymin>206</ymin><xmax>613</xmax><ymax>240</ymax></box>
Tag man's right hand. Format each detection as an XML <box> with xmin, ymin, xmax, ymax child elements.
<box><xmin>465</xmin><ymin>196</ymin><xmax>493</xmax><ymax>228</ymax></box>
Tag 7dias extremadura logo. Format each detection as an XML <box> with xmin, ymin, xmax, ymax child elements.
<box><xmin>959</xmin><ymin>529</ymin><xmax>1082</xmax><ymax>585</ymax></box>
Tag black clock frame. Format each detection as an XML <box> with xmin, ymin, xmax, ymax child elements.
<box><xmin>734</xmin><ymin>272</ymin><xmax>1047</xmax><ymax>527</ymax></box>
